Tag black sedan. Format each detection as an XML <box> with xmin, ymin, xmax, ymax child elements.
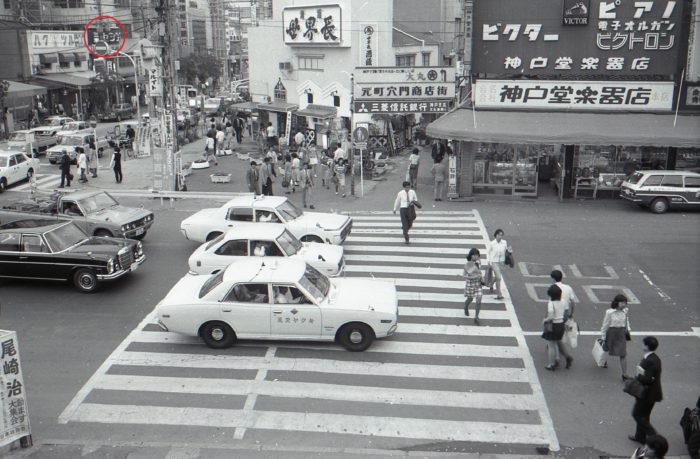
<box><xmin>0</xmin><ymin>219</ymin><xmax>145</xmax><ymax>293</ymax></box>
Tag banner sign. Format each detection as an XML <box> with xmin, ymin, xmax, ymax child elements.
<box><xmin>355</xmin><ymin>66</ymin><xmax>454</xmax><ymax>84</ymax></box>
<box><xmin>0</xmin><ymin>330</ymin><xmax>31</xmax><ymax>447</ymax></box>
<box><xmin>356</xmin><ymin>82</ymin><xmax>455</xmax><ymax>100</ymax></box>
<box><xmin>473</xmin><ymin>0</ymin><xmax>683</xmax><ymax>76</ymax></box>
<box><xmin>359</xmin><ymin>24</ymin><xmax>378</xmax><ymax>66</ymax></box>
<box><xmin>30</xmin><ymin>31</ymin><xmax>82</xmax><ymax>50</ymax></box>
<box><xmin>354</xmin><ymin>100</ymin><xmax>452</xmax><ymax>114</ymax></box>
<box><xmin>283</xmin><ymin>5</ymin><xmax>341</xmax><ymax>45</ymax></box>
<box><xmin>474</xmin><ymin>80</ymin><xmax>674</xmax><ymax>111</ymax></box>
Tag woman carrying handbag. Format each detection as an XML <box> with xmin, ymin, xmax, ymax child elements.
<box><xmin>599</xmin><ymin>293</ymin><xmax>633</xmax><ymax>381</ymax></box>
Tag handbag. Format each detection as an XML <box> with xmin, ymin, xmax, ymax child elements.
<box><xmin>408</xmin><ymin>204</ymin><xmax>417</xmax><ymax>221</ymax></box>
<box><xmin>505</xmin><ymin>251</ymin><xmax>515</xmax><ymax>268</ymax></box>
<box><xmin>564</xmin><ymin>318</ymin><xmax>579</xmax><ymax>349</ymax></box>
<box><xmin>541</xmin><ymin>320</ymin><xmax>553</xmax><ymax>339</ymax></box>
<box><xmin>625</xmin><ymin>313</ymin><xmax>632</xmax><ymax>341</ymax></box>
<box><xmin>623</xmin><ymin>378</ymin><xmax>647</xmax><ymax>399</ymax></box>
<box><xmin>592</xmin><ymin>338</ymin><xmax>608</xmax><ymax>367</ymax></box>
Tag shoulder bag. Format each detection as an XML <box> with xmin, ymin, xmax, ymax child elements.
<box><xmin>505</xmin><ymin>250</ymin><xmax>515</xmax><ymax>268</ymax></box>
<box><xmin>623</xmin><ymin>377</ymin><xmax>647</xmax><ymax>399</ymax></box>
<box><xmin>625</xmin><ymin>311</ymin><xmax>632</xmax><ymax>341</ymax></box>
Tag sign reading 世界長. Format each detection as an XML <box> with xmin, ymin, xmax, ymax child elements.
<box><xmin>0</xmin><ymin>330</ymin><xmax>31</xmax><ymax>448</ymax></box>
<box><xmin>473</xmin><ymin>0</ymin><xmax>683</xmax><ymax>76</ymax></box>
<box><xmin>474</xmin><ymin>80</ymin><xmax>674</xmax><ymax>111</ymax></box>
<box><xmin>354</xmin><ymin>66</ymin><xmax>455</xmax><ymax>113</ymax></box>
<box><xmin>283</xmin><ymin>5</ymin><xmax>341</xmax><ymax>45</ymax></box>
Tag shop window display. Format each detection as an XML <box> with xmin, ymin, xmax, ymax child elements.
<box><xmin>572</xmin><ymin>145</ymin><xmax>669</xmax><ymax>190</ymax></box>
<box><xmin>675</xmin><ymin>148</ymin><xmax>700</xmax><ymax>173</ymax></box>
<box><xmin>473</xmin><ymin>143</ymin><xmax>542</xmax><ymax>195</ymax></box>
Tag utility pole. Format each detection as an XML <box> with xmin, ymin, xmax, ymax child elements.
<box><xmin>157</xmin><ymin>0</ymin><xmax>180</xmax><ymax>190</ymax></box>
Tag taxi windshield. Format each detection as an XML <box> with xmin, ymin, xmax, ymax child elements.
<box><xmin>276</xmin><ymin>230</ymin><xmax>302</xmax><ymax>256</ymax></box>
<box><xmin>298</xmin><ymin>264</ymin><xmax>330</xmax><ymax>302</ymax></box>
<box><xmin>9</xmin><ymin>133</ymin><xmax>26</xmax><ymax>142</ymax></box>
<box><xmin>62</xmin><ymin>136</ymin><xmax>84</xmax><ymax>146</ymax></box>
<box><xmin>275</xmin><ymin>201</ymin><xmax>303</xmax><ymax>221</ymax></box>
<box><xmin>628</xmin><ymin>172</ymin><xmax>645</xmax><ymax>184</ymax></box>
<box><xmin>43</xmin><ymin>222</ymin><xmax>88</xmax><ymax>252</ymax></box>
<box><xmin>77</xmin><ymin>192</ymin><xmax>118</xmax><ymax>214</ymax></box>
<box><xmin>199</xmin><ymin>270</ymin><xmax>225</xmax><ymax>299</ymax></box>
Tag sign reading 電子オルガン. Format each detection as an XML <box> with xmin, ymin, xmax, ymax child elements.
<box><xmin>0</xmin><ymin>330</ymin><xmax>31</xmax><ymax>448</ymax></box>
<box><xmin>283</xmin><ymin>5</ymin><xmax>341</xmax><ymax>45</ymax></box>
<box><xmin>473</xmin><ymin>0</ymin><xmax>683</xmax><ymax>76</ymax></box>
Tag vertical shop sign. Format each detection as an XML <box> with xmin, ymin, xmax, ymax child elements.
<box><xmin>447</xmin><ymin>153</ymin><xmax>458</xmax><ymax>198</ymax></box>
<box><xmin>0</xmin><ymin>330</ymin><xmax>31</xmax><ymax>448</ymax></box>
<box><xmin>360</xmin><ymin>24</ymin><xmax>378</xmax><ymax>66</ymax></box>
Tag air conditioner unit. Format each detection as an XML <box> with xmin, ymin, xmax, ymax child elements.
<box><xmin>279</xmin><ymin>61</ymin><xmax>292</xmax><ymax>71</ymax></box>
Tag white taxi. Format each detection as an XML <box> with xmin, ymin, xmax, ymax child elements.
<box><xmin>155</xmin><ymin>258</ymin><xmax>398</xmax><ymax>351</ymax></box>
<box><xmin>0</xmin><ymin>151</ymin><xmax>40</xmax><ymax>193</ymax></box>
<box><xmin>180</xmin><ymin>195</ymin><xmax>352</xmax><ymax>244</ymax></box>
<box><xmin>188</xmin><ymin>225</ymin><xmax>345</xmax><ymax>276</ymax></box>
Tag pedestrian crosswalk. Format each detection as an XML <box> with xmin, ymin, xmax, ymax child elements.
<box><xmin>10</xmin><ymin>172</ymin><xmax>61</xmax><ymax>192</ymax></box>
<box><xmin>59</xmin><ymin>210</ymin><xmax>559</xmax><ymax>453</ymax></box>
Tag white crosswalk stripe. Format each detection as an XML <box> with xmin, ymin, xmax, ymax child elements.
<box><xmin>59</xmin><ymin>210</ymin><xmax>560</xmax><ymax>452</ymax></box>
<box><xmin>9</xmin><ymin>173</ymin><xmax>61</xmax><ymax>191</ymax></box>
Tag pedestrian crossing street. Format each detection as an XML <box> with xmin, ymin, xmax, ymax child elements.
<box><xmin>59</xmin><ymin>210</ymin><xmax>559</xmax><ymax>452</ymax></box>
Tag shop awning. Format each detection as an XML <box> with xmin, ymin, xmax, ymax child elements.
<box><xmin>73</xmin><ymin>52</ymin><xmax>87</xmax><ymax>62</ymax></box>
<box><xmin>229</xmin><ymin>101</ymin><xmax>258</xmax><ymax>112</ymax></box>
<box><xmin>426</xmin><ymin>109</ymin><xmax>700</xmax><ymax>148</ymax></box>
<box><xmin>34</xmin><ymin>71</ymin><xmax>96</xmax><ymax>89</ymax></box>
<box><xmin>39</xmin><ymin>53</ymin><xmax>58</xmax><ymax>64</ymax></box>
<box><xmin>58</xmin><ymin>52</ymin><xmax>76</xmax><ymax>63</ymax></box>
<box><xmin>296</xmin><ymin>104</ymin><xmax>337</xmax><ymax>119</ymax></box>
<box><xmin>257</xmin><ymin>101</ymin><xmax>298</xmax><ymax>113</ymax></box>
<box><xmin>5</xmin><ymin>81</ymin><xmax>47</xmax><ymax>100</ymax></box>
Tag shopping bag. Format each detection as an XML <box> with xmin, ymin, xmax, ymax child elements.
<box><xmin>565</xmin><ymin>318</ymin><xmax>579</xmax><ymax>349</ymax></box>
<box><xmin>592</xmin><ymin>338</ymin><xmax>607</xmax><ymax>367</ymax></box>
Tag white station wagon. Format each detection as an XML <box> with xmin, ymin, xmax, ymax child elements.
<box><xmin>180</xmin><ymin>195</ymin><xmax>352</xmax><ymax>244</ymax></box>
<box><xmin>188</xmin><ymin>225</ymin><xmax>345</xmax><ymax>277</ymax></box>
<box><xmin>156</xmin><ymin>258</ymin><xmax>398</xmax><ymax>351</ymax></box>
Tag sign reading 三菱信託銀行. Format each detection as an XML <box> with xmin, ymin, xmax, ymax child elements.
<box><xmin>0</xmin><ymin>330</ymin><xmax>31</xmax><ymax>448</ymax></box>
<box><xmin>474</xmin><ymin>80</ymin><xmax>674</xmax><ymax>111</ymax></box>
<box><xmin>283</xmin><ymin>5</ymin><xmax>341</xmax><ymax>45</ymax></box>
<box><xmin>473</xmin><ymin>0</ymin><xmax>683</xmax><ymax>76</ymax></box>
<box><xmin>354</xmin><ymin>67</ymin><xmax>455</xmax><ymax>113</ymax></box>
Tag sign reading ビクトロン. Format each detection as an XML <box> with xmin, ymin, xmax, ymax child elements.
<box><xmin>473</xmin><ymin>0</ymin><xmax>683</xmax><ymax>76</ymax></box>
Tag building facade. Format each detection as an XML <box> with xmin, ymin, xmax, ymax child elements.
<box><xmin>427</xmin><ymin>0</ymin><xmax>700</xmax><ymax>200</ymax></box>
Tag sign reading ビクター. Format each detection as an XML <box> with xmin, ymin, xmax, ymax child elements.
<box><xmin>474</xmin><ymin>80</ymin><xmax>674</xmax><ymax>111</ymax></box>
<box><xmin>473</xmin><ymin>0</ymin><xmax>683</xmax><ymax>76</ymax></box>
<box><xmin>283</xmin><ymin>5</ymin><xmax>341</xmax><ymax>45</ymax></box>
<box><xmin>0</xmin><ymin>330</ymin><xmax>31</xmax><ymax>448</ymax></box>
<box><xmin>354</xmin><ymin>66</ymin><xmax>455</xmax><ymax>113</ymax></box>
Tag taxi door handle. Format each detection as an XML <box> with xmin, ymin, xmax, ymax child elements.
<box><xmin>272</xmin><ymin>310</ymin><xmax>282</xmax><ymax>314</ymax></box>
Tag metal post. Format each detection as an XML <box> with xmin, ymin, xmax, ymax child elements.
<box><xmin>349</xmin><ymin>73</ymin><xmax>355</xmax><ymax>196</ymax></box>
<box><xmin>117</xmin><ymin>52</ymin><xmax>141</xmax><ymax>125</ymax></box>
<box><xmin>359</xmin><ymin>147</ymin><xmax>364</xmax><ymax>197</ymax></box>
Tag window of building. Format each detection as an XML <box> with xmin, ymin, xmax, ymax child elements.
<box><xmin>422</xmin><ymin>52</ymin><xmax>431</xmax><ymax>66</ymax></box>
<box><xmin>52</xmin><ymin>0</ymin><xmax>84</xmax><ymax>7</ymax></box>
<box><xmin>40</xmin><ymin>63</ymin><xmax>52</xmax><ymax>71</ymax></box>
<box><xmin>274</xmin><ymin>79</ymin><xmax>286</xmax><ymax>102</ymax></box>
<box><xmin>4</xmin><ymin>0</ymin><xmax>12</xmax><ymax>9</ymax></box>
<box><xmin>306</xmin><ymin>92</ymin><xmax>313</xmax><ymax>104</ymax></box>
<box><xmin>396</xmin><ymin>54</ymin><xmax>416</xmax><ymax>67</ymax></box>
<box><xmin>297</xmin><ymin>55</ymin><xmax>323</xmax><ymax>71</ymax></box>
<box><xmin>333</xmin><ymin>95</ymin><xmax>340</xmax><ymax>107</ymax></box>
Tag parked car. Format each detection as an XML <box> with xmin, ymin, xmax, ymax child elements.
<box><xmin>56</xmin><ymin>121</ymin><xmax>91</xmax><ymax>142</ymax></box>
<box><xmin>155</xmin><ymin>257</ymin><xmax>397</xmax><ymax>350</ymax></box>
<box><xmin>180</xmin><ymin>195</ymin><xmax>352</xmax><ymax>244</ymax></box>
<box><xmin>620</xmin><ymin>170</ymin><xmax>700</xmax><ymax>213</ymax></box>
<box><xmin>202</xmin><ymin>97</ymin><xmax>222</xmax><ymax>115</ymax></box>
<box><xmin>7</xmin><ymin>129</ymin><xmax>59</xmax><ymax>155</ymax></box>
<box><xmin>42</xmin><ymin>116</ymin><xmax>74</xmax><ymax>127</ymax></box>
<box><xmin>0</xmin><ymin>219</ymin><xmax>145</xmax><ymax>293</ymax></box>
<box><xmin>0</xmin><ymin>151</ymin><xmax>40</xmax><ymax>193</ymax></box>
<box><xmin>99</xmin><ymin>103</ymin><xmax>133</xmax><ymax>122</ymax></box>
<box><xmin>47</xmin><ymin>131</ymin><xmax>109</xmax><ymax>164</ymax></box>
<box><xmin>0</xmin><ymin>189</ymin><xmax>155</xmax><ymax>239</ymax></box>
<box><xmin>188</xmin><ymin>225</ymin><xmax>345</xmax><ymax>276</ymax></box>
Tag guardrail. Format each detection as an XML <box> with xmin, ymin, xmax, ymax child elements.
<box><xmin>103</xmin><ymin>189</ymin><xmax>254</xmax><ymax>205</ymax></box>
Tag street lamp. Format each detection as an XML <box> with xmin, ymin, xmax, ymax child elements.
<box><xmin>116</xmin><ymin>51</ymin><xmax>141</xmax><ymax>123</ymax></box>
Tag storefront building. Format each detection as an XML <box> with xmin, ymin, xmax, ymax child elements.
<box><xmin>427</xmin><ymin>0</ymin><xmax>700</xmax><ymax>199</ymax></box>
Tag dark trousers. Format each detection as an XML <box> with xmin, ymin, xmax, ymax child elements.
<box><xmin>113</xmin><ymin>165</ymin><xmax>123</xmax><ymax>183</ymax></box>
<box><xmin>632</xmin><ymin>398</ymin><xmax>656</xmax><ymax>442</ymax></box>
<box><xmin>235</xmin><ymin>129</ymin><xmax>242</xmax><ymax>144</ymax></box>
<box><xmin>262</xmin><ymin>179</ymin><xmax>273</xmax><ymax>196</ymax></box>
<box><xmin>60</xmin><ymin>170</ymin><xmax>71</xmax><ymax>187</ymax></box>
<box><xmin>399</xmin><ymin>207</ymin><xmax>413</xmax><ymax>242</ymax></box>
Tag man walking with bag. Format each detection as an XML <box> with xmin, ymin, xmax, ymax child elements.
<box><xmin>393</xmin><ymin>181</ymin><xmax>421</xmax><ymax>244</ymax></box>
<box><xmin>628</xmin><ymin>336</ymin><xmax>663</xmax><ymax>445</ymax></box>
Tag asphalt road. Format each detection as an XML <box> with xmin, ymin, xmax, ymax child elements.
<box><xmin>0</xmin><ymin>160</ymin><xmax>698</xmax><ymax>458</ymax></box>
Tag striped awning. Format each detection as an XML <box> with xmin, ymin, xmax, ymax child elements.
<box><xmin>58</xmin><ymin>53</ymin><xmax>76</xmax><ymax>63</ymax></box>
<box><xmin>39</xmin><ymin>53</ymin><xmax>58</xmax><ymax>64</ymax></box>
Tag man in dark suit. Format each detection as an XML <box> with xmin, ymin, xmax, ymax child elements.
<box><xmin>629</xmin><ymin>336</ymin><xmax>663</xmax><ymax>444</ymax></box>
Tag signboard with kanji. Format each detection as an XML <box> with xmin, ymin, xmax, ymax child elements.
<box><xmin>472</xmin><ymin>0</ymin><xmax>683</xmax><ymax>76</ymax></box>
<box><xmin>0</xmin><ymin>330</ymin><xmax>31</xmax><ymax>447</ymax></box>
<box><xmin>354</xmin><ymin>100</ymin><xmax>452</xmax><ymax>114</ymax></box>
<box><xmin>147</xmin><ymin>68</ymin><xmax>162</xmax><ymax>98</ymax></box>
<box><xmin>474</xmin><ymin>80</ymin><xmax>674</xmax><ymax>111</ymax></box>
<box><xmin>283</xmin><ymin>5</ymin><xmax>341</xmax><ymax>45</ymax></box>
<box><xmin>359</xmin><ymin>24</ymin><xmax>378</xmax><ymax>66</ymax></box>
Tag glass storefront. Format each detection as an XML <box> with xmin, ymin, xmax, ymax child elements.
<box><xmin>675</xmin><ymin>148</ymin><xmax>700</xmax><ymax>173</ymax></box>
<box><xmin>472</xmin><ymin>143</ymin><xmax>555</xmax><ymax>196</ymax></box>
<box><xmin>572</xmin><ymin>145</ymin><xmax>669</xmax><ymax>191</ymax></box>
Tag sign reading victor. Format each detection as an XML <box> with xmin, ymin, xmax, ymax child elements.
<box><xmin>0</xmin><ymin>330</ymin><xmax>31</xmax><ymax>448</ymax></box>
<box><xmin>283</xmin><ymin>5</ymin><xmax>341</xmax><ymax>45</ymax></box>
<box><xmin>354</xmin><ymin>66</ymin><xmax>455</xmax><ymax>113</ymax></box>
<box><xmin>473</xmin><ymin>0</ymin><xmax>682</xmax><ymax>76</ymax></box>
<box><xmin>474</xmin><ymin>80</ymin><xmax>674</xmax><ymax>111</ymax></box>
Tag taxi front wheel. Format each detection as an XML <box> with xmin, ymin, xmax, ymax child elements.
<box><xmin>201</xmin><ymin>321</ymin><xmax>236</xmax><ymax>349</ymax></box>
<box><xmin>337</xmin><ymin>322</ymin><xmax>375</xmax><ymax>352</ymax></box>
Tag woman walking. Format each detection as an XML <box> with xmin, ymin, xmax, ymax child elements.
<box><xmin>542</xmin><ymin>284</ymin><xmax>573</xmax><ymax>371</ymax></box>
<box><xmin>334</xmin><ymin>158</ymin><xmax>347</xmax><ymax>197</ymax></box>
<box><xmin>110</xmin><ymin>146</ymin><xmax>123</xmax><ymax>183</ymax></box>
<box><xmin>283</xmin><ymin>154</ymin><xmax>293</xmax><ymax>194</ymax></box>
<box><xmin>487</xmin><ymin>229</ymin><xmax>511</xmax><ymax>300</ymax></box>
<box><xmin>463</xmin><ymin>248</ymin><xmax>483</xmax><ymax>325</ymax></box>
<box><xmin>600</xmin><ymin>294</ymin><xmax>632</xmax><ymax>381</ymax></box>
